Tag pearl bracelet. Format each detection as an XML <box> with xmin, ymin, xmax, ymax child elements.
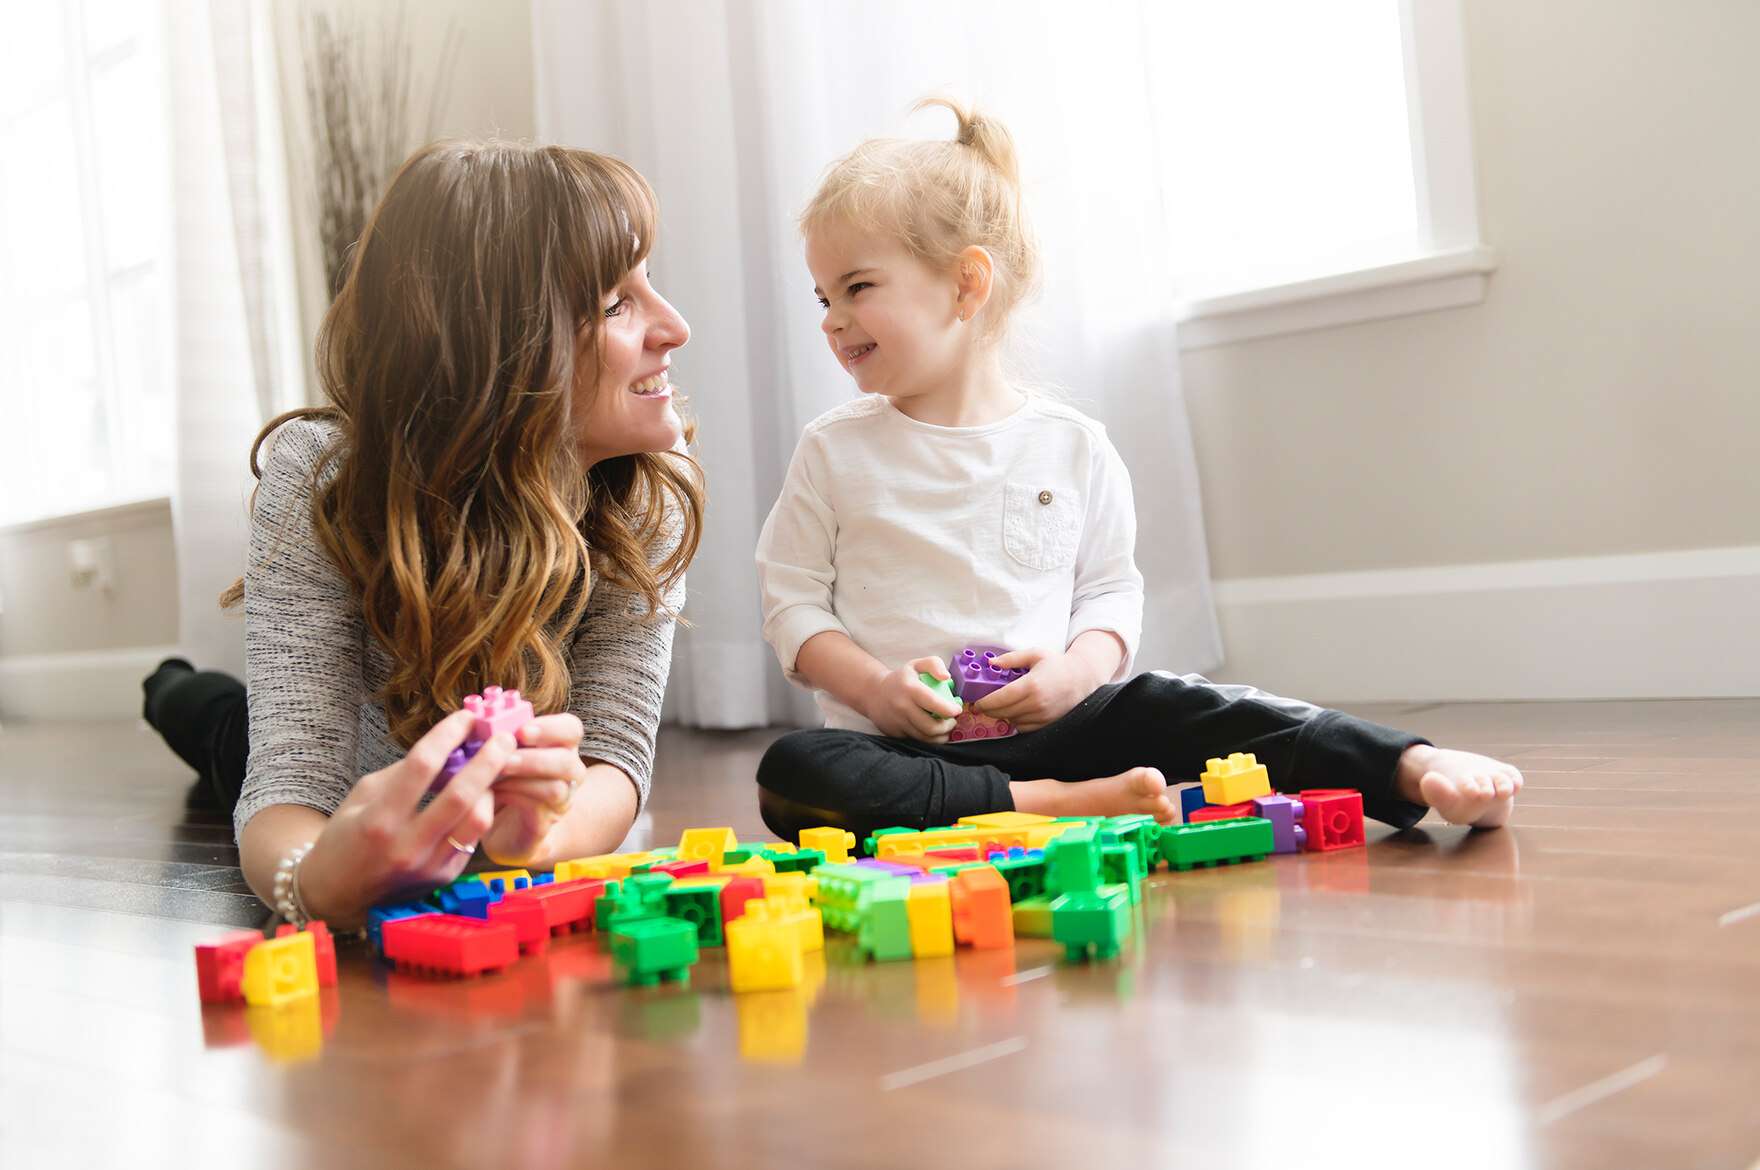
<box><xmin>273</xmin><ymin>841</ymin><xmax>316</xmax><ymax>929</ymax></box>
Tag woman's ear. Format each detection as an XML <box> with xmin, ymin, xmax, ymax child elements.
<box><xmin>954</xmin><ymin>246</ymin><xmax>995</xmax><ymax>322</ymax></box>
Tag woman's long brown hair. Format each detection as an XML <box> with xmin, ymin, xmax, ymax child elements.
<box><xmin>222</xmin><ymin>140</ymin><xmax>704</xmax><ymax>748</ymax></box>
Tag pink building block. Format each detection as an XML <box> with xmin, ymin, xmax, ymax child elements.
<box><xmin>430</xmin><ymin>686</ymin><xmax>537</xmax><ymax>793</ymax></box>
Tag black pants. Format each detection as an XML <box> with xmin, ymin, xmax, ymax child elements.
<box><xmin>142</xmin><ymin>662</ymin><xmax>249</xmax><ymax>813</ymax></box>
<box><xmin>756</xmin><ymin>671</ymin><xmax>1429</xmax><ymax>845</ymax></box>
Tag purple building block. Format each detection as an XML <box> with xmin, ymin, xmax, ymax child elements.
<box><xmin>949</xmin><ymin>644</ymin><xmax>1028</xmax><ymax>703</ymax></box>
<box><xmin>855</xmin><ymin>858</ymin><xmax>924</xmax><ymax>877</ymax></box>
<box><xmin>1252</xmin><ymin>794</ymin><xmax>1308</xmax><ymax>853</ymax></box>
<box><xmin>426</xmin><ymin>686</ymin><xmax>536</xmax><ymax>795</ymax></box>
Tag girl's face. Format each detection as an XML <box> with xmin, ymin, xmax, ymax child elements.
<box><xmin>806</xmin><ymin>221</ymin><xmax>966</xmax><ymax>404</ymax></box>
<box><xmin>573</xmin><ymin>262</ymin><xmax>690</xmax><ymax>467</ymax></box>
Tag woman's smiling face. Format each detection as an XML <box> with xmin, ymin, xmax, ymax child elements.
<box><xmin>573</xmin><ymin>262</ymin><xmax>690</xmax><ymax>467</ymax></box>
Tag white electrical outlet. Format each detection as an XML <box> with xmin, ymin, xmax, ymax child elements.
<box><xmin>67</xmin><ymin>537</ymin><xmax>116</xmax><ymax>594</ymax></box>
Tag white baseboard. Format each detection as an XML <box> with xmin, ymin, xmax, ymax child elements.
<box><xmin>0</xmin><ymin>645</ymin><xmax>183</xmax><ymax>721</ymax></box>
<box><xmin>1209</xmin><ymin>546</ymin><xmax>1760</xmax><ymax>703</ymax></box>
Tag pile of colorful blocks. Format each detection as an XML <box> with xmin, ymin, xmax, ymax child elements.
<box><xmin>191</xmin><ymin>753</ymin><xmax>1367</xmax><ymax>999</ymax></box>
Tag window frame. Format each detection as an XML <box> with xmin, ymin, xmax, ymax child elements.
<box><xmin>1173</xmin><ymin>0</ymin><xmax>1496</xmax><ymax>350</ymax></box>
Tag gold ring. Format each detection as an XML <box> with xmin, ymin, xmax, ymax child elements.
<box><xmin>445</xmin><ymin>834</ymin><xmax>476</xmax><ymax>855</ymax></box>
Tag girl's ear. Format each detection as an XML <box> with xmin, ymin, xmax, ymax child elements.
<box><xmin>954</xmin><ymin>246</ymin><xmax>994</xmax><ymax>322</ymax></box>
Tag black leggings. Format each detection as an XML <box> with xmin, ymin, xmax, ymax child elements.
<box><xmin>142</xmin><ymin>662</ymin><xmax>249</xmax><ymax>813</ymax></box>
<box><xmin>756</xmin><ymin>671</ymin><xmax>1429</xmax><ymax>845</ymax></box>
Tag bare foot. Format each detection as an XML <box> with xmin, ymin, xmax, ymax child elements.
<box><xmin>1009</xmin><ymin>767</ymin><xmax>1178</xmax><ymax>825</ymax></box>
<box><xmin>1395</xmin><ymin>744</ymin><xmax>1524</xmax><ymax>828</ymax></box>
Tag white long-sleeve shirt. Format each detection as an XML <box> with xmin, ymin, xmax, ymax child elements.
<box><xmin>756</xmin><ymin>394</ymin><xmax>1144</xmax><ymax>732</ymax></box>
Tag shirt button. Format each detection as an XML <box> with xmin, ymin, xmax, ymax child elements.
<box><xmin>1038</xmin><ymin>490</ymin><xmax>1053</xmax><ymax>505</ymax></box>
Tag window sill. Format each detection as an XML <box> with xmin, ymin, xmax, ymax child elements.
<box><xmin>1174</xmin><ymin>244</ymin><xmax>1500</xmax><ymax>350</ymax></box>
<box><xmin>0</xmin><ymin>495</ymin><xmax>173</xmax><ymax>538</ymax></box>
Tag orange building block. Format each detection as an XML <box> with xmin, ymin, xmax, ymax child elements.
<box><xmin>950</xmin><ymin>866</ymin><xmax>1014</xmax><ymax>949</ymax></box>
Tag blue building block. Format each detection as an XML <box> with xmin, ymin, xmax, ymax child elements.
<box><xmin>367</xmin><ymin>902</ymin><xmax>438</xmax><ymax>953</ymax></box>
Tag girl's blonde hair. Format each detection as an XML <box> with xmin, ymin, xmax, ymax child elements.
<box><xmin>799</xmin><ymin>96</ymin><xmax>1042</xmax><ymax>342</ymax></box>
<box><xmin>222</xmin><ymin>140</ymin><xmax>704</xmax><ymax>748</ymax></box>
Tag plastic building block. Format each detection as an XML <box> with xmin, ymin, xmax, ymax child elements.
<box><xmin>601</xmin><ymin>872</ymin><xmax>675</xmax><ymax>932</ymax></box>
<box><xmin>433</xmin><ymin>876</ymin><xmax>494</xmax><ymax>919</ymax></box>
<box><xmin>957</xmin><ymin>811</ymin><xmax>1056</xmax><ymax>830</ymax></box>
<box><xmin>661</xmin><ymin>884</ymin><xmax>725</xmax><ymax>946</ymax></box>
<box><xmin>718</xmin><ymin>856</ymin><xmax>778</xmax><ymax>878</ymax></box>
<box><xmin>1253</xmin><ymin>794</ymin><xmax>1308</xmax><ymax>853</ymax></box>
<box><xmin>814</xmin><ymin>864</ymin><xmax>907</xmax><ymax>932</ymax></box>
<box><xmin>765</xmin><ymin>847</ymin><xmax>825</xmax><ymax>874</ymax></box>
<box><xmin>1011</xmin><ymin>894</ymin><xmax>1055</xmax><ymax>937</ymax></box>
<box><xmin>1189</xmin><ymin>801</ymin><xmax>1256</xmax><ymax>824</ymax></box>
<box><xmin>367</xmin><ymin>903</ymin><xmax>438</xmax><ymax>953</ymax></box>
<box><xmin>798</xmin><ymin>826</ymin><xmax>857</xmax><ymax>865</ymax></box>
<box><xmin>609</xmin><ymin>916</ymin><xmax>699</xmax><ymax>987</ymax></box>
<box><xmin>949</xmin><ymin>866</ymin><xmax>1014</xmax><ymax>949</ymax></box>
<box><xmin>948</xmin><ymin>705</ymin><xmax>1015</xmax><ymax>742</ymax></box>
<box><xmin>759</xmin><ymin>869</ymin><xmax>817</xmax><ymax>903</ymax></box>
<box><xmin>725</xmin><ymin>901</ymin><xmax>805</xmax><ymax>992</ymax></box>
<box><xmin>1173</xmin><ymin>781</ymin><xmax>1208</xmax><ymax>823</ymax></box>
<box><xmin>856</xmin><ymin>882</ymin><xmax>915</xmax><ymax>962</ymax></box>
<box><xmin>275</xmin><ymin>922</ymin><xmax>337</xmax><ymax>986</ymax></box>
<box><xmin>476</xmin><ymin>869</ymin><xmax>532</xmax><ymax>893</ymax></box>
<box><xmin>554</xmin><ymin>851</ymin><xmax>653</xmax><ymax>882</ymax></box>
<box><xmin>1044</xmin><ymin>825</ymin><xmax>1102</xmax><ymax>897</ymax></box>
<box><xmin>1050</xmin><ymin>884</ymin><xmax>1133</xmax><ymax>961</ymax></box>
<box><xmin>917</xmin><ymin>671</ymin><xmax>959</xmax><ymax>714</ymax></box>
<box><xmin>990</xmin><ymin>851</ymin><xmax>1049</xmax><ymax>902</ymax></box>
<box><xmin>500</xmin><ymin>877</ymin><xmax>602</xmax><ymax>935</ymax></box>
<box><xmin>1200</xmin><ymin>752</ymin><xmax>1273</xmax><ymax>807</ymax></box>
<box><xmin>486</xmin><ymin>899</ymin><xmax>551</xmax><ymax>956</ymax></box>
<box><xmin>719</xmin><ymin>875</ymin><xmax>769</xmax><ymax>924</ymax></box>
<box><xmin>677</xmin><ymin>827</ymin><xmax>739</xmax><ymax>867</ymax></box>
<box><xmin>381</xmin><ymin>913</ymin><xmax>520</xmax><ymax>978</ymax></box>
<box><xmin>195</xmin><ymin>930</ymin><xmax>263</xmax><ymax>1002</ymax></box>
<box><xmin>241</xmin><ymin>931</ymin><xmax>319</xmax><ymax>1007</ymax></box>
<box><xmin>1099</xmin><ymin>842</ymin><xmax>1143</xmax><ymax>904</ymax></box>
<box><xmin>649</xmin><ymin>859</ymin><xmax>712</xmax><ymax>878</ymax></box>
<box><xmin>768</xmin><ymin>890</ymin><xmax>824</xmax><ymax>952</ymax></box>
<box><xmin>1158</xmin><ymin>817</ymin><xmax>1275</xmax><ymax>871</ymax></box>
<box><xmin>906</xmin><ymin>881</ymin><xmax>955</xmax><ymax>958</ymax></box>
<box><xmin>1299</xmin><ymin>790</ymin><xmax>1365</xmax><ymax>851</ymax></box>
<box><xmin>430</xmin><ymin>686</ymin><xmax>536</xmax><ymax>792</ymax></box>
<box><xmin>1103</xmin><ymin>814</ymin><xmax>1160</xmax><ymax>879</ymax></box>
<box><xmin>949</xmin><ymin>643</ymin><xmax>1027</xmax><ymax>703</ymax></box>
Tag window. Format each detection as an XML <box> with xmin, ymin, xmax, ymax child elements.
<box><xmin>0</xmin><ymin>0</ymin><xmax>171</xmax><ymax>525</ymax></box>
<box><xmin>1144</xmin><ymin>0</ymin><xmax>1495</xmax><ymax>347</ymax></box>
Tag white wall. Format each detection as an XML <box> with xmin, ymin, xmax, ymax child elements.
<box><xmin>1192</xmin><ymin>0</ymin><xmax>1760</xmax><ymax>701</ymax></box>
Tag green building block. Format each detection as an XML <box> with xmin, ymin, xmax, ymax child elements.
<box><xmin>722</xmin><ymin>846</ymin><xmax>756</xmax><ymax>865</ymax></box>
<box><xmin>764</xmin><ymin>847</ymin><xmax>826</xmax><ymax>874</ymax></box>
<box><xmin>610</xmin><ymin>916</ymin><xmax>699</xmax><ymax>986</ymax></box>
<box><xmin>917</xmin><ymin>672</ymin><xmax>957</xmax><ymax>716</ymax></box>
<box><xmin>1011</xmin><ymin>894</ymin><xmax>1055</xmax><ymax>937</ymax></box>
<box><xmin>1045</xmin><ymin>825</ymin><xmax>1101</xmax><ymax>897</ymax></box>
<box><xmin>1100</xmin><ymin>842</ymin><xmax>1143</xmax><ymax>904</ymax></box>
<box><xmin>856</xmin><ymin>884</ymin><xmax>914</xmax><ymax>962</ymax></box>
<box><xmin>1103</xmin><ymin>815</ymin><xmax>1159</xmax><ymax>878</ymax></box>
<box><xmin>815</xmin><ymin>863</ymin><xmax>909</xmax><ymax>932</ymax></box>
<box><xmin>1158</xmin><ymin>817</ymin><xmax>1275</xmax><ymax>871</ymax></box>
<box><xmin>992</xmin><ymin>852</ymin><xmax>1048</xmax><ymax>902</ymax></box>
<box><xmin>660</xmin><ymin>884</ymin><xmax>724</xmax><ymax>946</ymax></box>
<box><xmin>600</xmin><ymin>872</ymin><xmax>673</xmax><ymax>931</ymax></box>
<box><xmin>1050</xmin><ymin>884</ymin><xmax>1132</xmax><ymax>961</ymax></box>
<box><xmin>862</xmin><ymin>826</ymin><xmax>916</xmax><ymax>859</ymax></box>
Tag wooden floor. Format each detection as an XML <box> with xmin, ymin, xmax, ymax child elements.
<box><xmin>3</xmin><ymin>700</ymin><xmax>1758</xmax><ymax>1169</ymax></box>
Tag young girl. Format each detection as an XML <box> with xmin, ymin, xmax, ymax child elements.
<box><xmin>143</xmin><ymin>140</ymin><xmax>703</xmax><ymax>927</ymax></box>
<box><xmin>753</xmin><ymin>98</ymin><xmax>1522</xmax><ymax>843</ymax></box>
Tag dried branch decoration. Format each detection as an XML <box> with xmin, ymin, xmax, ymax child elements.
<box><xmin>296</xmin><ymin>2</ymin><xmax>460</xmax><ymax>299</ymax></box>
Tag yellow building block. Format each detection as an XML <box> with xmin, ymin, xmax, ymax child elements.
<box><xmin>670</xmin><ymin>873</ymin><xmax>733</xmax><ymax>889</ymax></box>
<box><xmin>725</xmin><ymin>900</ymin><xmax>805</xmax><ymax>993</ymax></box>
<box><xmin>240</xmin><ymin>931</ymin><xmax>317</xmax><ymax>1008</ymax></box>
<box><xmin>554</xmin><ymin>851</ymin><xmax>652</xmax><ymax>882</ymax></box>
<box><xmin>906</xmin><ymin>882</ymin><xmax>955</xmax><ymax>958</ymax></box>
<box><xmin>1200</xmin><ymin>752</ymin><xmax>1272</xmax><ymax>806</ymax></box>
<box><xmin>677</xmin><ymin>827</ymin><xmax>739</xmax><ymax>866</ymax></box>
<box><xmin>475</xmin><ymin>869</ymin><xmax>532</xmax><ymax>890</ymax></box>
<box><xmin>1024</xmin><ymin>822</ymin><xmax>1083</xmax><ymax>851</ymax></box>
<box><xmin>718</xmin><ymin>856</ymin><xmax>776</xmax><ymax>878</ymax></box>
<box><xmin>956</xmin><ymin>811</ymin><xmax>1056</xmax><ymax>829</ymax></box>
<box><xmin>764</xmin><ymin>840</ymin><xmax>798</xmax><ymax>853</ymax></box>
<box><xmin>798</xmin><ymin>826</ymin><xmax>857</xmax><ymax>865</ymax></box>
<box><xmin>761</xmin><ymin>870</ymin><xmax>817</xmax><ymax>904</ymax></box>
<box><xmin>1011</xmin><ymin>898</ymin><xmax>1054</xmax><ymax>938</ymax></box>
<box><xmin>766</xmin><ymin>889</ymin><xmax>824</xmax><ymax>952</ymax></box>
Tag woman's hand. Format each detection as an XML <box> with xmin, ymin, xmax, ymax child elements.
<box><xmin>295</xmin><ymin>708</ymin><xmax>512</xmax><ymax>924</ymax></box>
<box><xmin>480</xmin><ymin>713</ymin><xmax>591</xmax><ymax>867</ymax></box>
<box><xmin>866</xmin><ymin>657</ymin><xmax>964</xmax><ymax>741</ymax></box>
<box><xmin>972</xmin><ymin>647</ymin><xmax>1101</xmax><ymax>733</ymax></box>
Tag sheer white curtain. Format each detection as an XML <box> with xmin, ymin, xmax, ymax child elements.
<box><xmin>533</xmin><ymin>0</ymin><xmax>1221</xmax><ymax>728</ymax></box>
<box><xmin>165</xmin><ymin>0</ymin><xmax>299</xmax><ymax>675</ymax></box>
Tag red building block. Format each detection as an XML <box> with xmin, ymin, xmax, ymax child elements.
<box><xmin>381</xmin><ymin>914</ymin><xmax>520</xmax><ymax>978</ymax></box>
<box><xmin>650</xmin><ymin>859</ymin><xmax>712</xmax><ymax>878</ymax></box>
<box><xmin>1299</xmin><ymin>790</ymin><xmax>1365</xmax><ymax>851</ymax></box>
<box><xmin>949</xmin><ymin>866</ymin><xmax>1014</xmax><ymax>949</ymax></box>
<box><xmin>195</xmin><ymin>930</ymin><xmax>263</xmax><ymax>1002</ymax></box>
<box><xmin>276</xmin><ymin>921</ymin><xmax>338</xmax><ymax>986</ymax></box>
<box><xmin>719</xmin><ymin>876</ymin><xmax>768</xmax><ymax>924</ymax></box>
<box><xmin>1189</xmin><ymin>801</ymin><xmax>1256</xmax><ymax>824</ymax></box>
<box><xmin>487</xmin><ymin>898</ymin><xmax>551</xmax><ymax>956</ymax></box>
<box><xmin>501</xmin><ymin>877</ymin><xmax>604</xmax><ymax>935</ymax></box>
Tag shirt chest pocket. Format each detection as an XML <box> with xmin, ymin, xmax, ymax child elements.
<box><xmin>1002</xmin><ymin>480</ymin><xmax>1082</xmax><ymax>571</ymax></box>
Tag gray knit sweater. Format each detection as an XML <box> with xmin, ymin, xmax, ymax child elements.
<box><xmin>234</xmin><ymin>418</ymin><xmax>682</xmax><ymax>842</ymax></box>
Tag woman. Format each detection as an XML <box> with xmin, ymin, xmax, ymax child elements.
<box><xmin>143</xmin><ymin>140</ymin><xmax>703</xmax><ymax>927</ymax></box>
